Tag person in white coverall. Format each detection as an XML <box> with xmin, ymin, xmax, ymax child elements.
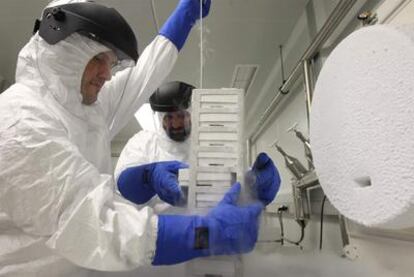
<box><xmin>0</xmin><ymin>0</ymin><xmax>212</xmax><ymax>275</ymax></box>
<box><xmin>0</xmin><ymin>0</ymin><xmax>283</xmax><ymax>276</ymax></box>
<box><xmin>114</xmin><ymin>81</ymin><xmax>194</xmax><ymax>206</ymax></box>
<box><xmin>114</xmin><ymin>81</ymin><xmax>282</xmax><ymax>259</ymax></box>
<box><xmin>115</xmin><ymin>81</ymin><xmax>281</xmax><ymax>208</ymax></box>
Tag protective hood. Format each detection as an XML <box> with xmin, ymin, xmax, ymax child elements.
<box><xmin>155</xmin><ymin>111</ymin><xmax>192</xmax><ymax>142</ymax></box>
<box><xmin>135</xmin><ymin>104</ymin><xmax>191</xmax><ymax>141</ymax></box>
<box><xmin>16</xmin><ymin>30</ymin><xmax>109</xmax><ymax>119</ymax></box>
<box><xmin>134</xmin><ymin>104</ymin><xmax>190</xmax><ymax>159</ymax></box>
<box><xmin>47</xmin><ymin>0</ymin><xmax>88</xmax><ymax>7</ymax></box>
<box><xmin>135</xmin><ymin>103</ymin><xmax>157</xmax><ymax>132</ymax></box>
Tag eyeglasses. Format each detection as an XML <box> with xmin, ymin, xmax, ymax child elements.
<box><xmin>93</xmin><ymin>52</ymin><xmax>135</xmax><ymax>75</ymax></box>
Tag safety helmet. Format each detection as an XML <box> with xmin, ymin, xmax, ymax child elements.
<box><xmin>149</xmin><ymin>81</ymin><xmax>194</xmax><ymax>112</ymax></box>
<box><xmin>33</xmin><ymin>2</ymin><xmax>138</xmax><ymax>63</ymax></box>
<box><xmin>150</xmin><ymin>81</ymin><xmax>194</xmax><ymax>142</ymax></box>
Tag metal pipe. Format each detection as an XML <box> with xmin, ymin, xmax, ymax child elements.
<box><xmin>296</xmin><ymin>180</ymin><xmax>319</xmax><ymax>190</ymax></box>
<box><xmin>278</xmin><ymin>208</ymin><xmax>285</xmax><ymax>245</ymax></box>
<box><xmin>249</xmin><ymin>0</ymin><xmax>357</xmax><ymax>143</ymax></box>
<box><xmin>150</xmin><ymin>0</ymin><xmax>160</xmax><ymax>33</ymax></box>
<box><xmin>279</xmin><ymin>45</ymin><xmax>286</xmax><ymax>83</ymax></box>
<box><xmin>303</xmin><ymin>59</ymin><xmax>313</xmax><ymax>130</ymax></box>
<box><xmin>338</xmin><ymin>214</ymin><xmax>350</xmax><ymax>246</ymax></box>
<box><xmin>279</xmin><ymin>0</ymin><xmax>356</xmax><ymax>94</ymax></box>
<box><xmin>199</xmin><ymin>0</ymin><xmax>204</xmax><ymax>89</ymax></box>
<box><xmin>292</xmin><ymin>184</ymin><xmax>305</xmax><ymax>221</ymax></box>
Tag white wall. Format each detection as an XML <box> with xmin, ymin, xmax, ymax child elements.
<box><xmin>376</xmin><ymin>0</ymin><xmax>414</xmax><ymax>25</ymax></box>
<box><xmin>392</xmin><ymin>0</ymin><xmax>414</xmax><ymax>24</ymax></box>
<box><xmin>250</xmin><ymin>0</ymin><xmax>414</xmax><ymax>276</ymax></box>
<box><xmin>0</xmin><ymin>75</ymin><xmax>6</xmax><ymax>92</ymax></box>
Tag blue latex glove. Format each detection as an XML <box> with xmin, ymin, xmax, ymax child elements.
<box><xmin>160</xmin><ymin>0</ymin><xmax>211</xmax><ymax>50</ymax></box>
<box><xmin>250</xmin><ymin>152</ymin><xmax>281</xmax><ymax>206</ymax></box>
<box><xmin>152</xmin><ymin>183</ymin><xmax>263</xmax><ymax>265</ymax></box>
<box><xmin>117</xmin><ymin>161</ymin><xmax>188</xmax><ymax>206</ymax></box>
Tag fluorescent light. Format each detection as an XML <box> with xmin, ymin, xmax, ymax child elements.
<box><xmin>230</xmin><ymin>64</ymin><xmax>259</xmax><ymax>95</ymax></box>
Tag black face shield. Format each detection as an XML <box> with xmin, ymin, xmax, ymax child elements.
<box><xmin>149</xmin><ymin>81</ymin><xmax>194</xmax><ymax>113</ymax></box>
<box><xmin>150</xmin><ymin>81</ymin><xmax>195</xmax><ymax>142</ymax></box>
<box><xmin>34</xmin><ymin>2</ymin><xmax>138</xmax><ymax>63</ymax></box>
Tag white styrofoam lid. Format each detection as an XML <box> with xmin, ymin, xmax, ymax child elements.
<box><xmin>310</xmin><ymin>24</ymin><xmax>414</xmax><ymax>229</ymax></box>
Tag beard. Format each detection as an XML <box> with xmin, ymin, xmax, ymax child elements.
<box><xmin>166</xmin><ymin>126</ymin><xmax>191</xmax><ymax>142</ymax></box>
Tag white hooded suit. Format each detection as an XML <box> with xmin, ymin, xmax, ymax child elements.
<box><xmin>115</xmin><ymin>109</ymin><xmax>190</xmax><ymax>182</ymax></box>
<box><xmin>0</xmin><ymin>14</ymin><xmax>177</xmax><ymax>277</ymax></box>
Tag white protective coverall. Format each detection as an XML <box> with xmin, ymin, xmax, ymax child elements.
<box><xmin>0</xmin><ymin>10</ymin><xmax>178</xmax><ymax>277</ymax></box>
<box><xmin>114</xmin><ymin>106</ymin><xmax>190</xmax><ymax>182</ymax></box>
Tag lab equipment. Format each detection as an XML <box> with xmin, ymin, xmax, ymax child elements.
<box><xmin>287</xmin><ymin>123</ymin><xmax>314</xmax><ymax>170</ymax></box>
<box><xmin>186</xmin><ymin>88</ymin><xmax>245</xmax><ymax>276</ymax></box>
<box><xmin>271</xmin><ymin>140</ymin><xmax>307</xmax><ymax>179</ymax></box>
<box><xmin>187</xmin><ymin>88</ymin><xmax>245</xmax><ymax>210</ymax></box>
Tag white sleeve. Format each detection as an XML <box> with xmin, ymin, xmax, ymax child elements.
<box><xmin>114</xmin><ymin>131</ymin><xmax>155</xmax><ymax>182</ymax></box>
<box><xmin>114</xmin><ymin>131</ymin><xmax>175</xmax><ymax>212</ymax></box>
<box><xmin>0</xmin><ymin>115</ymin><xmax>158</xmax><ymax>271</ymax></box>
<box><xmin>99</xmin><ymin>36</ymin><xmax>178</xmax><ymax>140</ymax></box>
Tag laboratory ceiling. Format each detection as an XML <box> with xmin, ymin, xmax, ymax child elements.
<box><xmin>0</xmin><ymin>0</ymin><xmax>309</xmax><ymax>141</ymax></box>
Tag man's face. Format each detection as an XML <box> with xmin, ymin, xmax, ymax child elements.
<box><xmin>162</xmin><ymin>110</ymin><xmax>191</xmax><ymax>142</ymax></box>
<box><xmin>81</xmin><ymin>51</ymin><xmax>117</xmax><ymax>105</ymax></box>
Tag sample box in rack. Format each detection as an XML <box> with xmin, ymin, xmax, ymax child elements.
<box><xmin>183</xmin><ymin>88</ymin><xmax>245</xmax><ymax>277</ymax></box>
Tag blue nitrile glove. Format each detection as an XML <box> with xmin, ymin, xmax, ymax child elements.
<box><xmin>159</xmin><ymin>0</ymin><xmax>211</xmax><ymax>50</ymax></box>
<box><xmin>117</xmin><ymin>161</ymin><xmax>188</xmax><ymax>206</ymax></box>
<box><xmin>152</xmin><ymin>183</ymin><xmax>263</xmax><ymax>265</ymax></box>
<box><xmin>250</xmin><ymin>152</ymin><xmax>281</xmax><ymax>206</ymax></box>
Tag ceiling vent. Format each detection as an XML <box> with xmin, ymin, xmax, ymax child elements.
<box><xmin>230</xmin><ymin>64</ymin><xmax>259</xmax><ymax>95</ymax></box>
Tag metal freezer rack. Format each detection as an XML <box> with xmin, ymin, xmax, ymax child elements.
<box><xmin>183</xmin><ymin>88</ymin><xmax>245</xmax><ymax>277</ymax></box>
<box><xmin>187</xmin><ymin>88</ymin><xmax>245</xmax><ymax>211</ymax></box>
